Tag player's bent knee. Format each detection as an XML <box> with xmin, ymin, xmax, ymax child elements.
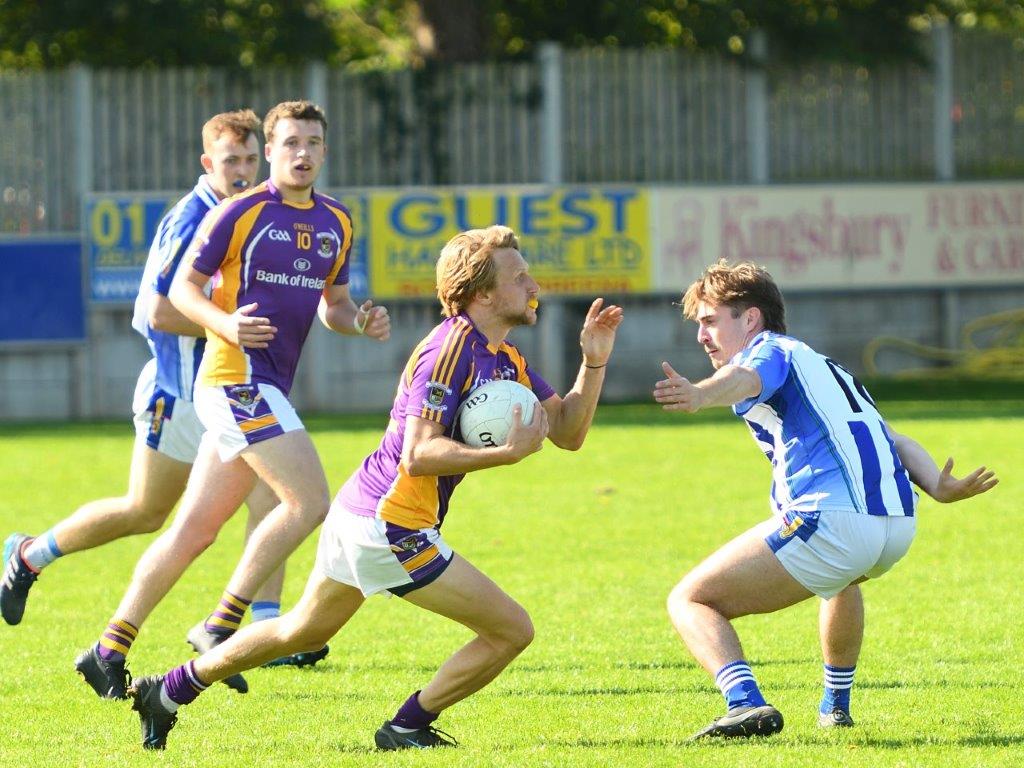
<box><xmin>667</xmin><ymin>578</ymin><xmax>698</xmax><ymax>614</ymax></box>
<box><xmin>507</xmin><ymin>615</ymin><xmax>535</xmax><ymax>655</ymax></box>
<box><xmin>279</xmin><ymin>618</ymin><xmax>331</xmax><ymax>653</ymax></box>
<box><xmin>170</xmin><ymin>526</ymin><xmax>220</xmax><ymax>557</ymax></box>
<box><xmin>128</xmin><ymin>507</ymin><xmax>173</xmax><ymax>534</ymax></box>
<box><xmin>487</xmin><ymin>609</ymin><xmax>534</xmax><ymax>658</ymax></box>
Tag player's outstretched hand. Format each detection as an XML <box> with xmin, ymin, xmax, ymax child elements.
<box><xmin>505</xmin><ymin>402</ymin><xmax>548</xmax><ymax>461</ymax></box>
<box><xmin>931</xmin><ymin>458</ymin><xmax>998</xmax><ymax>503</ymax></box>
<box><xmin>227</xmin><ymin>302</ymin><xmax>277</xmax><ymax>349</ymax></box>
<box><xmin>653</xmin><ymin>361</ymin><xmax>704</xmax><ymax>413</ymax></box>
<box><xmin>579</xmin><ymin>298</ymin><xmax>624</xmax><ymax>368</ymax></box>
<box><xmin>357</xmin><ymin>299</ymin><xmax>391</xmax><ymax>341</ymax></box>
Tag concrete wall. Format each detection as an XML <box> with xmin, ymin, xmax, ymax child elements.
<box><xmin>2</xmin><ymin>285</ymin><xmax>1022</xmax><ymax>422</ymax></box>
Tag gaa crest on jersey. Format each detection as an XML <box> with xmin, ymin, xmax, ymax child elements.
<box><xmin>317</xmin><ymin>233</ymin><xmax>335</xmax><ymax>259</ymax></box>
<box><xmin>424</xmin><ymin>380</ymin><xmax>451</xmax><ymax>410</ymax></box>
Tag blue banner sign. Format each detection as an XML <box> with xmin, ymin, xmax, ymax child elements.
<box><xmin>84</xmin><ymin>191</ymin><xmax>370</xmax><ymax>302</ymax></box>
<box><xmin>84</xmin><ymin>194</ymin><xmax>174</xmax><ymax>303</ymax></box>
<box><xmin>0</xmin><ymin>236</ymin><xmax>85</xmax><ymax>342</ymax></box>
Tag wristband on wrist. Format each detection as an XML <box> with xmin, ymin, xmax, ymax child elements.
<box><xmin>584</xmin><ymin>361</ymin><xmax>607</xmax><ymax>369</ymax></box>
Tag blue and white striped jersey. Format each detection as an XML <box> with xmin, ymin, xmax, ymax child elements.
<box><xmin>731</xmin><ymin>332</ymin><xmax>916</xmax><ymax>517</ymax></box>
<box><xmin>131</xmin><ymin>176</ymin><xmax>220</xmax><ymax>401</ymax></box>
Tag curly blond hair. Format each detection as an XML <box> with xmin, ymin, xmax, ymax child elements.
<box><xmin>436</xmin><ymin>225</ymin><xmax>520</xmax><ymax>317</ymax></box>
<box><xmin>682</xmin><ymin>259</ymin><xmax>787</xmax><ymax>333</ymax></box>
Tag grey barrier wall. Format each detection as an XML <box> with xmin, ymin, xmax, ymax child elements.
<box><xmin>2</xmin><ymin>28</ymin><xmax>1023</xmax><ymax>422</ymax></box>
<box><xmin>3</xmin><ymin>285</ymin><xmax>1022</xmax><ymax>422</ymax></box>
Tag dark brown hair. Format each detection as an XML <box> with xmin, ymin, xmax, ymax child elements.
<box><xmin>682</xmin><ymin>259</ymin><xmax>787</xmax><ymax>333</ymax></box>
<box><xmin>263</xmin><ymin>100</ymin><xmax>327</xmax><ymax>143</ymax></box>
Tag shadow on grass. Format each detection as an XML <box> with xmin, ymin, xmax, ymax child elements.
<box><xmin>489</xmin><ymin>684</ymin><xmax>704</xmax><ymax>698</ymax></box>
<box><xmin>792</xmin><ymin>732</ymin><xmax>1024</xmax><ymax>749</ymax></box>
<box><xmin>527</xmin><ymin>731</ymin><xmax>1024</xmax><ymax>751</ymax></box>
<box><xmin>330</xmin><ymin>743</ymin><xmax>380</xmax><ymax>755</ymax></box>
<box><xmin>619</xmin><ymin>657</ymin><xmax>818</xmax><ymax>671</ymax></box>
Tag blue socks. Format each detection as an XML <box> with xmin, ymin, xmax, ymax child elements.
<box><xmin>715</xmin><ymin>660</ymin><xmax>767</xmax><ymax>710</ymax></box>
<box><xmin>820</xmin><ymin>664</ymin><xmax>855</xmax><ymax>714</ymax></box>
<box><xmin>714</xmin><ymin>660</ymin><xmax>855</xmax><ymax>715</ymax></box>
<box><xmin>251</xmin><ymin>601</ymin><xmax>281</xmax><ymax>623</ymax></box>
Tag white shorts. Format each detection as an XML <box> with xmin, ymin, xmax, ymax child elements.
<box><xmin>764</xmin><ymin>510</ymin><xmax>917</xmax><ymax>599</ymax></box>
<box><xmin>131</xmin><ymin>359</ymin><xmax>204</xmax><ymax>464</ymax></box>
<box><xmin>193</xmin><ymin>382</ymin><xmax>304</xmax><ymax>461</ymax></box>
<box><xmin>316</xmin><ymin>501</ymin><xmax>454</xmax><ymax>598</ymax></box>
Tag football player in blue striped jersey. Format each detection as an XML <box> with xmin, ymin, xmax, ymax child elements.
<box><xmin>654</xmin><ymin>260</ymin><xmax>997</xmax><ymax>739</ymax></box>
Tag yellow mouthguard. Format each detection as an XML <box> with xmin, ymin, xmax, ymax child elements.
<box><xmin>528</xmin><ymin>298</ymin><xmax>539</xmax><ymax>309</ymax></box>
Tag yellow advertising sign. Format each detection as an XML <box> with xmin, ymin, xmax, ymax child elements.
<box><xmin>366</xmin><ymin>187</ymin><xmax>651</xmax><ymax>297</ymax></box>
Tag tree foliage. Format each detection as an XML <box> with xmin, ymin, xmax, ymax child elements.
<box><xmin>1</xmin><ymin>0</ymin><xmax>1023</xmax><ymax>69</ymax></box>
<box><xmin>0</xmin><ymin>0</ymin><xmax>336</xmax><ymax>68</ymax></box>
<box><xmin>411</xmin><ymin>0</ymin><xmax>1024</xmax><ymax>65</ymax></box>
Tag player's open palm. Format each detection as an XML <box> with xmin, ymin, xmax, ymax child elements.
<box><xmin>579</xmin><ymin>298</ymin><xmax>623</xmax><ymax>366</ymax></box>
<box><xmin>505</xmin><ymin>403</ymin><xmax>548</xmax><ymax>461</ymax></box>
<box><xmin>226</xmin><ymin>302</ymin><xmax>276</xmax><ymax>348</ymax></box>
<box><xmin>932</xmin><ymin>458</ymin><xmax>998</xmax><ymax>503</ymax></box>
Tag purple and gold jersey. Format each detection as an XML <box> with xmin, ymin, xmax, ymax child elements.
<box><xmin>188</xmin><ymin>180</ymin><xmax>352</xmax><ymax>395</ymax></box>
<box><xmin>337</xmin><ymin>314</ymin><xmax>556</xmax><ymax>530</ymax></box>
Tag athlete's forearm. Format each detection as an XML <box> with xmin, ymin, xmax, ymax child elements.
<box><xmin>169</xmin><ymin>278</ymin><xmax>231</xmax><ymax>339</ymax></box>
<box><xmin>318</xmin><ymin>296</ymin><xmax>361</xmax><ymax>335</ymax></box>
<box><xmin>546</xmin><ymin>362</ymin><xmax>605</xmax><ymax>450</ymax></box>
<box><xmin>149</xmin><ymin>293</ymin><xmax>205</xmax><ymax>337</ymax></box>
<box><xmin>695</xmin><ymin>364</ymin><xmax>762</xmax><ymax>409</ymax></box>
<box><xmin>403</xmin><ymin>435</ymin><xmax>521</xmax><ymax>477</ymax></box>
<box><xmin>890</xmin><ymin>431</ymin><xmax>941</xmax><ymax>498</ymax></box>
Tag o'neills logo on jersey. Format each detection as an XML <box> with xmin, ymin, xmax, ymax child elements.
<box><xmin>255</xmin><ymin>268</ymin><xmax>326</xmax><ymax>290</ymax></box>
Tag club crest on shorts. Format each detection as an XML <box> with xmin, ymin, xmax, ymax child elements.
<box><xmin>390</xmin><ymin>534</ymin><xmax>423</xmax><ymax>553</ymax></box>
<box><xmin>778</xmin><ymin>514</ymin><xmax>804</xmax><ymax>539</ymax></box>
<box><xmin>226</xmin><ymin>385</ymin><xmax>263</xmax><ymax>417</ymax></box>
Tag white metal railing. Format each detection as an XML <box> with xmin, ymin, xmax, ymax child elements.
<box><xmin>1</xmin><ymin>28</ymin><xmax>1022</xmax><ymax>235</ymax></box>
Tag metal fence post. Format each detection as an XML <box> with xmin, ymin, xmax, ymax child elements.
<box><xmin>306</xmin><ymin>61</ymin><xmax>330</xmax><ymax>187</ymax></box>
<box><xmin>536</xmin><ymin>41</ymin><xmax>568</xmax><ymax>390</ymax></box>
<box><xmin>71</xmin><ymin>64</ymin><xmax>93</xmax><ymax>214</ymax></box>
<box><xmin>933</xmin><ymin>23</ymin><xmax>955</xmax><ymax>181</ymax></box>
<box><xmin>746</xmin><ymin>30</ymin><xmax>770</xmax><ymax>184</ymax></box>
<box><xmin>302</xmin><ymin>60</ymin><xmax>332</xmax><ymax>409</ymax></box>
<box><xmin>71</xmin><ymin>64</ymin><xmax>93</xmax><ymax>418</ymax></box>
<box><xmin>538</xmin><ymin>42</ymin><xmax>564</xmax><ymax>185</ymax></box>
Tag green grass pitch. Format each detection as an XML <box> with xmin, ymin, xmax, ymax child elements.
<box><xmin>0</xmin><ymin>398</ymin><xmax>1020</xmax><ymax>766</ymax></box>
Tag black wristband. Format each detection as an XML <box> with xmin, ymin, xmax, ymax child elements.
<box><xmin>584</xmin><ymin>362</ymin><xmax>607</xmax><ymax>369</ymax></box>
